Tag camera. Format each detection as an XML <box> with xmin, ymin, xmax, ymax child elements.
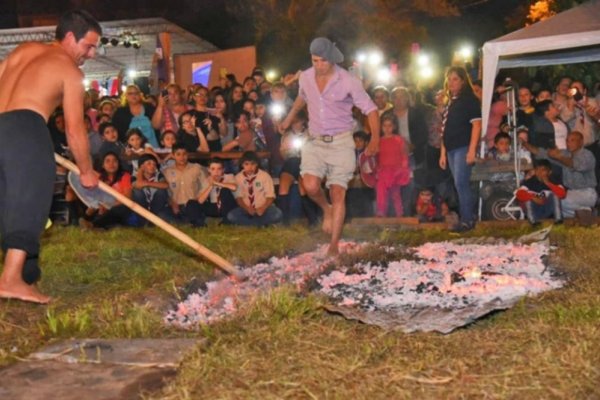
<box><xmin>569</xmin><ymin>87</ymin><xmax>584</xmax><ymax>102</ymax></box>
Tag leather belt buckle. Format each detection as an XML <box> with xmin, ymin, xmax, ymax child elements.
<box><xmin>322</xmin><ymin>135</ymin><xmax>333</xmax><ymax>143</ymax></box>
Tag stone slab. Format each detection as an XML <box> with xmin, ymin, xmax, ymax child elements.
<box><xmin>0</xmin><ymin>361</ymin><xmax>177</xmax><ymax>400</ymax></box>
<box><xmin>28</xmin><ymin>338</ymin><xmax>198</xmax><ymax>366</ymax></box>
<box><xmin>0</xmin><ymin>338</ymin><xmax>199</xmax><ymax>400</ymax></box>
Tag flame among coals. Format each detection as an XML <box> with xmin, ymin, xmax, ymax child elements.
<box><xmin>165</xmin><ymin>240</ymin><xmax>564</xmax><ymax>329</ymax></box>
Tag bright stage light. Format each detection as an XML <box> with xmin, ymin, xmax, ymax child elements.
<box><xmin>270</xmin><ymin>103</ymin><xmax>285</xmax><ymax>119</ymax></box>
<box><xmin>376</xmin><ymin>68</ymin><xmax>391</xmax><ymax>84</ymax></box>
<box><xmin>292</xmin><ymin>137</ymin><xmax>304</xmax><ymax>149</ymax></box>
<box><xmin>420</xmin><ymin>66</ymin><xmax>434</xmax><ymax>79</ymax></box>
<box><xmin>417</xmin><ymin>54</ymin><xmax>430</xmax><ymax>67</ymax></box>
<box><xmin>459</xmin><ymin>45</ymin><xmax>473</xmax><ymax>61</ymax></box>
<box><xmin>266</xmin><ymin>69</ymin><xmax>277</xmax><ymax>81</ymax></box>
<box><xmin>367</xmin><ymin>51</ymin><xmax>383</xmax><ymax>66</ymax></box>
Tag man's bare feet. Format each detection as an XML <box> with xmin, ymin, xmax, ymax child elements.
<box><xmin>322</xmin><ymin>205</ymin><xmax>333</xmax><ymax>234</ymax></box>
<box><xmin>326</xmin><ymin>243</ymin><xmax>339</xmax><ymax>257</ymax></box>
<box><xmin>0</xmin><ymin>281</ymin><xmax>51</xmax><ymax>304</ymax></box>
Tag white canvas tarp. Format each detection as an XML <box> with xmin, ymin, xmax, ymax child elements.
<box><xmin>481</xmin><ymin>0</ymin><xmax>600</xmax><ymax>137</ymax></box>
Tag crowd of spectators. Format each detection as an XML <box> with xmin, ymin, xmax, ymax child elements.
<box><xmin>49</xmin><ymin>65</ymin><xmax>600</xmax><ymax>229</ymax></box>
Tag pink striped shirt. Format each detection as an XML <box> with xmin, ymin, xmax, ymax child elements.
<box><xmin>299</xmin><ymin>65</ymin><xmax>376</xmax><ymax>136</ymax></box>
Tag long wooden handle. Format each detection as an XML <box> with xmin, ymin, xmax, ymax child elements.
<box><xmin>55</xmin><ymin>153</ymin><xmax>240</xmax><ymax>277</ymax></box>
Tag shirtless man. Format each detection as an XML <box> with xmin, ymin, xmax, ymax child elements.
<box><xmin>280</xmin><ymin>37</ymin><xmax>379</xmax><ymax>256</ymax></box>
<box><xmin>0</xmin><ymin>10</ymin><xmax>101</xmax><ymax>303</ymax></box>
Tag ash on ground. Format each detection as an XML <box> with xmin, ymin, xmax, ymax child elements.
<box><xmin>165</xmin><ymin>236</ymin><xmax>564</xmax><ymax>333</ymax></box>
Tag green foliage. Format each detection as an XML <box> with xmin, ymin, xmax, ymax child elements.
<box><xmin>41</xmin><ymin>299</ymin><xmax>165</xmax><ymax>338</ymax></box>
<box><xmin>44</xmin><ymin>306</ymin><xmax>93</xmax><ymax>336</ymax></box>
<box><xmin>525</xmin><ymin>63</ymin><xmax>600</xmax><ymax>93</ymax></box>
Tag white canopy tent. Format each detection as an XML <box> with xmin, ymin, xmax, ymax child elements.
<box><xmin>481</xmin><ymin>0</ymin><xmax>600</xmax><ymax>137</ymax></box>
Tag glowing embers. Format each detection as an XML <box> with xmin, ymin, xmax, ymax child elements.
<box><xmin>317</xmin><ymin>241</ymin><xmax>562</xmax><ymax>313</ymax></box>
<box><xmin>165</xmin><ymin>239</ymin><xmax>564</xmax><ymax>332</ymax></box>
<box><xmin>164</xmin><ymin>242</ymin><xmax>364</xmax><ymax>329</ymax></box>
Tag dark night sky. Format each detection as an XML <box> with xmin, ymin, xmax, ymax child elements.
<box><xmin>424</xmin><ymin>0</ymin><xmax>524</xmax><ymax>63</ymax></box>
<box><xmin>0</xmin><ymin>0</ymin><xmax>526</xmax><ymax>66</ymax></box>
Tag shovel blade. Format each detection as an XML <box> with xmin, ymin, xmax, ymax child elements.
<box><xmin>68</xmin><ymin>172</ymin><xmax>117</xmax><ymax>209</ymax></box>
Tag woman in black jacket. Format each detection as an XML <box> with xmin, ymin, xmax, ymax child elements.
<box><xmin>111</xmin><ymin>84</ymin><xmax>159</xmax><ymax>148</ymax></box>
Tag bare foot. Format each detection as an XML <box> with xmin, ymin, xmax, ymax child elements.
<box><xmin>230</xmin><ymin>271</ymin><xmax>248</xmax><ymax>283</ymax></box>
<box><xmin>0</xmin><ymin>281</ymin><xmax>51</xmax><ymax>304</ymax></box>
<box><xmin>322</xmin><ymin>205</ymin><xmax>333</xmax><ymax>234</ymax></box>
<box><xmin>326</xmin><ymin>243</ymin><xmax>339</xmax><ymax>257</ymax></box>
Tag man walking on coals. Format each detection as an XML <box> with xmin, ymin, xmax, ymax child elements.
<box><xmin>0</xmin><ymin>10</ymin><xmax>101</xmax><ymax>303</ymax></box>
<box><xmin>280</xmin><ymin>37</ymin><xmax>380</xmax><ymax>255</ymax></box>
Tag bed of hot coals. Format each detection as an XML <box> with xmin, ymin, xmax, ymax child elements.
<box><xmin>165</xmin><ymin>234</ymin><xmax>565</xmax><ymax>333</ymax></box>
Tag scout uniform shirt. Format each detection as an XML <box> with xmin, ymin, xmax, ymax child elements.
<box><xmin>234</xmin><ymin>169</ymin><xmax>275</xmax><ymax>209</ymax></box>
<box><xmin>164</xmin><ymin>163</ymin><xmax>207</xmax><ymax>205</ymax></box>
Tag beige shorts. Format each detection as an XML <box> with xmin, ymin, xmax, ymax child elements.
<box><xmin>300</xmin><ymin>131</ymin><xmax>356</xmax><ymax>189</ymax></box>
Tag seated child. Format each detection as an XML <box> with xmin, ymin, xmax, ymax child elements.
<box><xmin>345</xmin><ymin>131</ymin><xmax>375</xmax><ymax>219</ymax></box>
<box><xmin>486</xmin><ymin>132</ymin><xmax>512</xmax><ymax>162</ymax></box>
<box><xmin>197</xmin><ymin>158</ymin><xmax>238</xmax><ymax>223</ymax></box>
<box><xmin>97</xmin><ymin>121</ymin><xmax>127</xmax><ymax>168</ymax></box>
<box><xmin>156</xmin><ymin>130</ymin><xmax>177</xmax><ymax>170</ymax></box>
<box><xmin>132</xmin><ymin>154</ymin><xmax>170</xmax><ymax>225</ymax></box>
<box><xmin>415</xmin><ymin>187</ymin><xmax>449</xmax><ymax>222</ymax></box>
<box><xmin>486</xmin><ymin>132</ymin><xmax>514</xmax><ymax>183</ymax></box>
<box><xmin>227</xmin><ymin>151</ymin><xmax>282</xmax><ymax>226</ymax></box>
<box><xmin>162</xmin><ymin>143</ymin><xmax>208</xmax><ymax>227</ymax></box>
<box><xmin>125</xmin><ymin>128</ymin><xmax>158</xmax><ymax>176</ymax></box>
<box><xmin>515</xmin><ymin>159</ymin><xmax>566</xmax><ymax>225</ymax></box>
<box><xmin>487</xmin><ymin>129</ymin><xmax>532</xmax><ymax>164</ymax></box>
<box><xmin>79</xmin><ymin>151</ymin><xmax>133</xmax><ymax>229</ymax></box>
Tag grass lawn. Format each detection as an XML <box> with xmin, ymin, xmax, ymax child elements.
<box><xmin>1</xmin><ymin>223</ymin><xmax>599</xmax><ymax>399</ymax></box>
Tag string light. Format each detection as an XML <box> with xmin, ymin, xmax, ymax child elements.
<box><xmin>100</xmin><ymin>32</ymin><xmax>141</xmax><ymax>49</ymax></box>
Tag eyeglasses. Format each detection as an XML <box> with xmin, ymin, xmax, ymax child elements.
<box><xmin>181</xmin><ymin>119</ymin><xmax>193</xmax><ymax>124</ymax></box>
<box><xmin>193</xmin><ymin>92</ymin><xmax>207</xmax><ymax>97</ymax></box>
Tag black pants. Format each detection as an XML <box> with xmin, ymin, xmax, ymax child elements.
<box><xmin>163</xmin><ymin>201</ymin><xmax>206</xmax><ymax>227</ymax></box>
<box><xmin>0</xmin><ymin>110</ymin><xmax>55</xmax><ymax>284</ymax></box>
<box><xmin>132</xmin><ymin>188</ymin><xmax>169</xmax><ymax>226</ymax></box>
<box><xmin>199</xmin><ymin>189</ymin><xmax>237</xmax><ymax>222</ymax></box>
<box><xmin>91</xmin><ymin>205</ymin><xmax>132</xmax><ymax>229</ymax></box>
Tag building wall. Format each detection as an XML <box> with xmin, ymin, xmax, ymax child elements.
<box><xmin>174</xmin><ymin>46</ymin><xmax>256</xmax><ymax>90</ymax></box>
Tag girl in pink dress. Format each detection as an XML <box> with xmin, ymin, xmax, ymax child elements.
<box><xmin>375</xmin><ymin>114</ymin><xmax>411</xmax><ymax>216</ymax></box>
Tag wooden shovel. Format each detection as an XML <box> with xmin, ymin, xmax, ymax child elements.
<box><xmin>55</xmin><ymin>153</ymin><xmax>241</xmax><ymax>277</ymax></box>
